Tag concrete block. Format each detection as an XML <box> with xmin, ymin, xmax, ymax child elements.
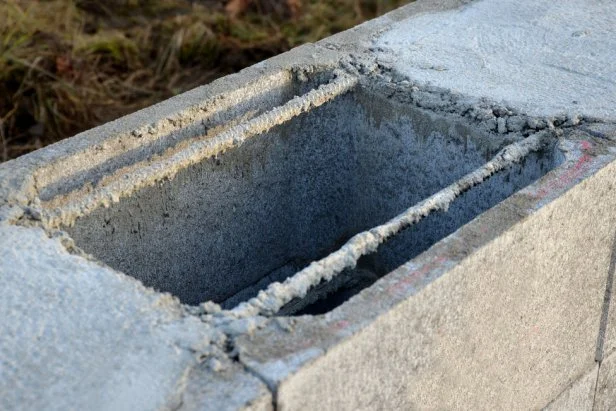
<box><xmin>600</xmin><ymin>213</ymin><xmax>616</xmax><ymax>360</ymax></box>
<box><xmin>543</xmin><ymin>365</ymin><xmax>598</xmax><ymax>411</ymax></box>
<box><xmin>237</xmin><ymin>136</ymin><xmax>616</xmax><ymax>409</ymax></box>
<box><xmin>0</xmin><ymin>223</ymin><xmax>217</xmax><ymax>411</ymax></box>
<box><xmin>181</xmin><ymin>359</ymin><xmax>273</xmax><ymax>411</ymax></box>
<box><xmin>2</xmin><ymin>0</ymin><xmax>616</xmax><ymax>409</ymax></box>
<box><xmin>595</xmin><ymin>350</ymin><xmax>616</xmax><ymax>411</ymax></box>
<box><xmin>375</xmin><ymin>0</ymin><xmax>616</xmax><ymax>122</ymax></box>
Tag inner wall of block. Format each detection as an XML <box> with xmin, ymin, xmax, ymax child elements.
<box><xmin>64</xmin><ymin>87</ymin><xmax>560</xmax><ymax>306</ymax></box>
<box><xmin>280</xmin><ymin>146</ymin><xmax>559</xmax><ymax>316</ymax></box>
<box><xmin>37</xmin><ymin>70</ymin><xmax>332</xmax><ymax>202</ymax></box>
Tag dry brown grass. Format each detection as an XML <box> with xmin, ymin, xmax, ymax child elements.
<box><xmin>0</xmin><ymin>0</ymin><xmax>408</xmax><ymax>161</ymax></box>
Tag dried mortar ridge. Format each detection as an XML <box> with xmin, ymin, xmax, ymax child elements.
<box><xmin>40</xmin><ymin>71</ymin><xmax>358</xmax><ymax>228</ymax></box>
<box><xmin>2</xmin><ymin>0</ymin><xmax>616</xmax><ymax>409</ymax></box>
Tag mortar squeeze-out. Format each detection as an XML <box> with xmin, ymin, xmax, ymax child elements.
<box><xmin>57</xmin><ymin>78</ymin><xmax>562</xmax><ymax>313</ymax></box>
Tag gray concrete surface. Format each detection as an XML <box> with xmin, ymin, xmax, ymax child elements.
<box><xmin>64</xmin><ymin>86</ymin><xmax>559</xmax><ymax>308</ymax></box>
<box><xmin>595</xmin><ymin>350</ymin><xmax>616</xmax><ymax>410</ymax></box>
<box><xmin>0</xmin><ymin>224</ymin><xmax>222</xmax><ymax>411</ymax></box>
<box><xmin>376</xmin><ymin>0</ymin><xmax>616</xmax><ymax>121</ymax></box>
<box><xmin>237</xmin><ymin>131</ymin><xmax>616</xmax><ymax>409</ymax></box>
<box><xmin>1</xmin><ymin>0</ymin><xmax>616</xmax><ymax>409</ymax></box>
<box><xmin>543</xmin><ymin>364</ymin><xmax>598</xmax><ymax>411</ymax></box>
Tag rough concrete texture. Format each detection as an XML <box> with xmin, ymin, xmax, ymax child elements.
<box><xmin>595</xmin><ymin>350</ymin><xmax>616</xmax><ymax>410</ymax></box>
<box><xmin>237</xmin><ymin>135</ymin><xmax>616</xmax><ymax>409</ymax></box>
<box><xmin>0</xmin><ymin>224</ymin><xmax>225</xmax><ymax>411</ymax></box>
<box><xmin>230</xmin><ymin>131</ymin><xmax>556</xmax><ymax>317</ymax></box>
<box><xmin>542</xmin><ymin>364</ymin><xmax>598</xmax><ymax>411</ymax></box>
<box><xmin>601</xmin><ymin>225</ymin><xmax>616</xmax><ymax>359</ymax></box>
<box><xmin>180</xmin><ymin>359</ymin><xmax>273</xmax><ymax>411</ymax></box>
<box><xmin>376</xmin><ymin>0</ymin><xmax>616</xmax><ymax>121</ymax></box>
<box><xmin>2</xmin><ymin>0</ymin><xmax>616</xmax><ymax>409</ymax></box>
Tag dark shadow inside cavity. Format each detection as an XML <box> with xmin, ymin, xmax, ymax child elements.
<box><xmin>285</xmin><ymin>147</ymin><xmax>558</xmax><ymax>315</ymax></box>
<box><xmin>63</xmin><ymin>86</ymin><xmax>561</xmax><ymax>310</ymax></box>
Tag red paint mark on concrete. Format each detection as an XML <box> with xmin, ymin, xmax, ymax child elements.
<box><xmin>533</xmin><ymin>141</ymin><xmax>594</xmax><ymax>199</ymax></box>
<box><xmin>386</xmin><ymin>256</ymin><xmax>448</xmax><ymax>296</ymax></box>
<box><xmin>330</xmin><ymin>320</ymin><xmax>350</xmax><ymax>331</ymax></box>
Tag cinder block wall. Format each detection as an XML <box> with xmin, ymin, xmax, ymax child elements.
<box><xmin>1</xmin><ymin>0</ymin><xmax>616</xmax><ymax>409</ymax></box>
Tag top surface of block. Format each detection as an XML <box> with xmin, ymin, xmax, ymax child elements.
<box><xmin>374</xmin><ymin>0</ymin><xmax>616</xmax><ymax>121</ymax></box>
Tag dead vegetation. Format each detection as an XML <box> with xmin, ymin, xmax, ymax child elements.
<box><xmin>0</xmin><ymin>0</ymin><xmax>408</xmax><ymax>161</ymax></box>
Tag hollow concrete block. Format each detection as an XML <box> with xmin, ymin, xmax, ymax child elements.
<box><xmin>2</xmin><ymin>0</ymin><xmax>616</xmax><ymax>409</ymax></box>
